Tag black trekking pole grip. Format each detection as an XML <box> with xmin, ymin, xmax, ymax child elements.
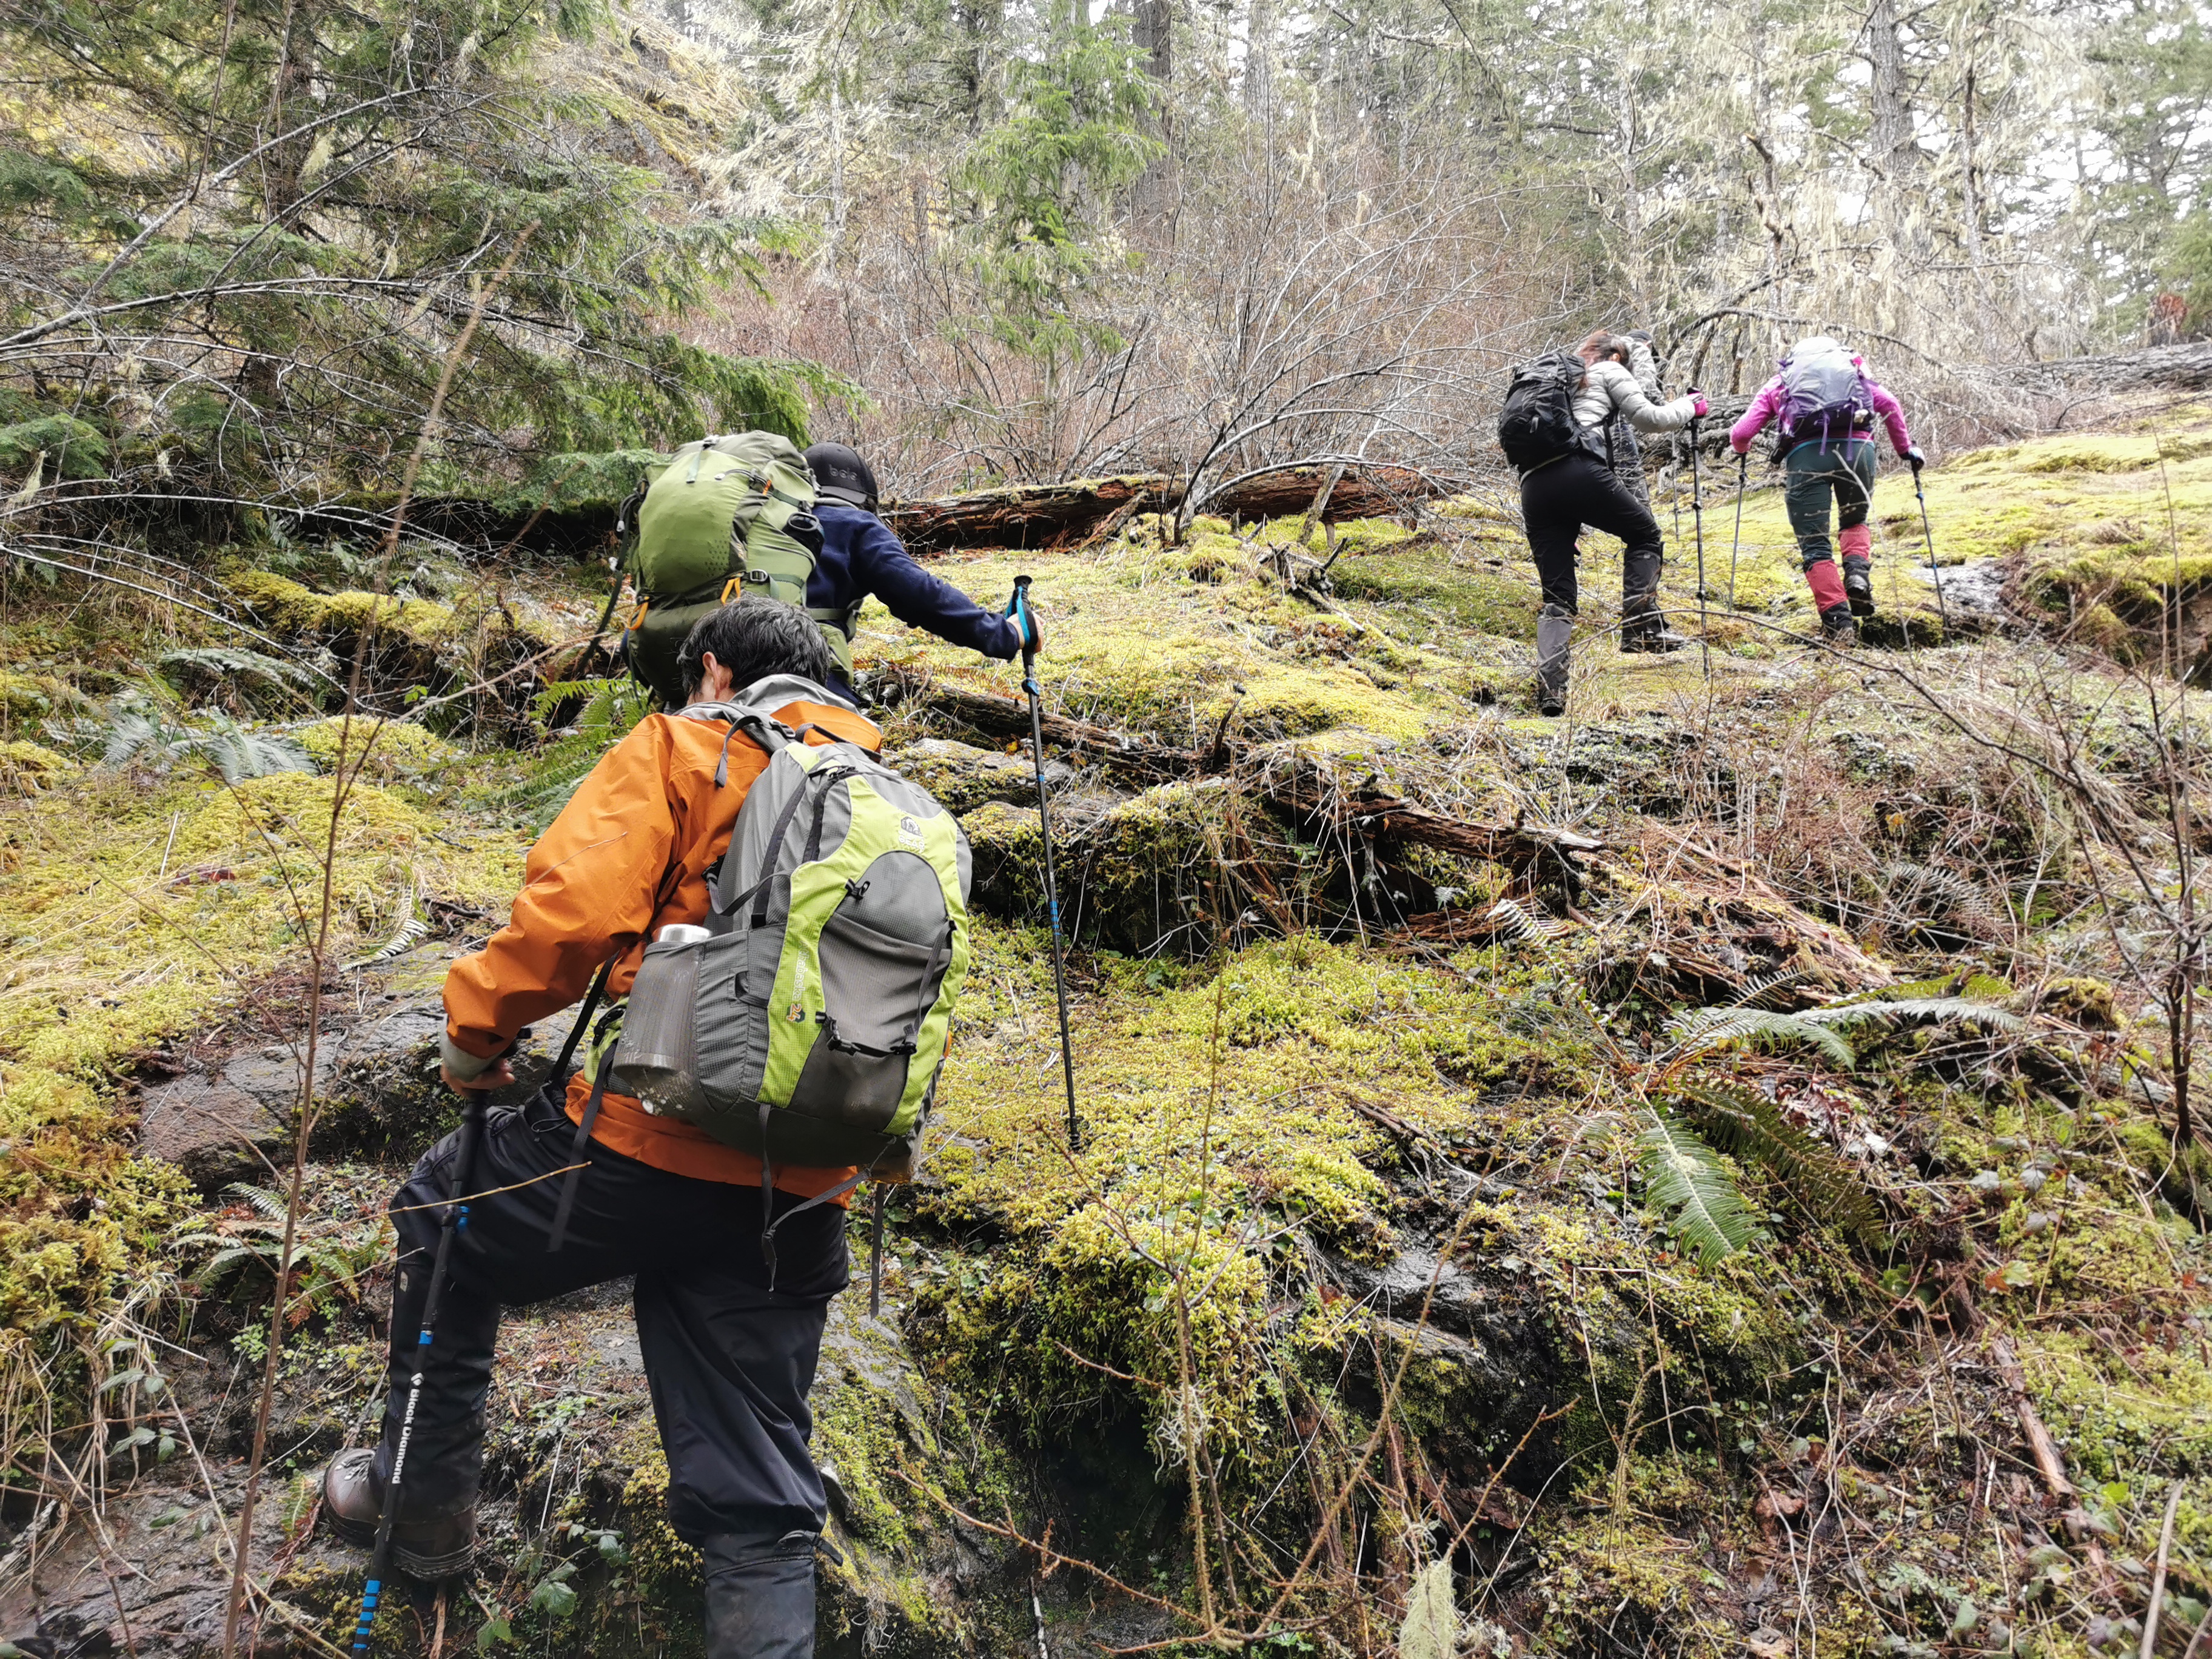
<box><xmin>1006</xmin><ymin>576</ymin><xmax>1081</xmax><ymax>1150</ymax></box>
<box><xmin>351</xmin><ymin>1094</ymin><xmax>490</xmax><ymax>1652</ymax></box>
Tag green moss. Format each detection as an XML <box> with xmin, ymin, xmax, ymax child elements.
<box><xmin>0</xmin><ymin>739</ymin><xmax>69</xmax><ymax>791</ymax></box>
<box><xmin>1330</xmin><ymin>541</ymin><xmax>1540</xmax><ymax>639</ymax></box>
<box><xmin>0</xmin><ymin>769</ymin><xmax>518</xmax><ymax>1073</ymax></box>
<box><xmin>224</xmin><ymin>567</ymin><xmax>460</xmax><ymax>648</ymax></box>
<box><xmin>295</xmin><ymin>716</ymin><xmax>463</xmax><ymax>781</ymax></box>
<box><xmin>2020</xmin><ymin>1330</ymin><xmax>2212</xmax><ymax>1484</ymax></box>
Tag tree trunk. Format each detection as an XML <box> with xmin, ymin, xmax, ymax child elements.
<box><xmin>1866</xmin><ymin>0</ymin><xmax>1917</xmax><ymax>179</ymax></box>
<box><xmin>1131</xmin><ymin>0</ymin><xmax>1176</xmax><ymax>246</ymax></box>
<box><xmin>1244</xmin><ymin>0</ymin><xmax>1273</xmax><ymax>121</ymax></box>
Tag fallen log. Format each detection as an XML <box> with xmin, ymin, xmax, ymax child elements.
<box><xmin>879</xmin><ymin>464</ymin><xmax>1451</xmax><ymax>554</ymax></box>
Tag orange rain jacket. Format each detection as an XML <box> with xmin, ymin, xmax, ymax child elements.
<box><xmin>441</xmin><ymin>694</ymin><xmax>881</xmax><ymax>1199</ymax></box>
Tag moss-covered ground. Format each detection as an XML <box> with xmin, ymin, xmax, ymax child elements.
<box><xmin>6</xmin><ymin>406</ymin><xmax>2212</xmax><ymax>1655</ymax></box>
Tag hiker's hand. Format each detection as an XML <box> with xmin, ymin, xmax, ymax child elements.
<box><xmin>443</xmin><ymin>1059</ymin><xmax>515</xmax><ymax>1093</ymax></box>
<box><xmin>1625</xmin><ymin>327</ymin><xmax>1653</xmax><ymax>344</ymax></box>
<box><xmin>1016</xmin><ymin>606</ymin><xmax>1044</xmax><ymax>655</ymax></box>
<box><xmin>1688</xmin><ymin>391</ymin><xmax>1710</xmax><ymax>419</ymax></box>
<box><xmin>1906</xmin><ymin>446</ymin><xmax>1926</xmax><ymax>473</ymax></box>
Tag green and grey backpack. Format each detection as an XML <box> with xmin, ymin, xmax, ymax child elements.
<box><xmin>603</xmin><ymin>675</ymin><xmax>973</xmax><ymax>1268</ymax></box>
<box><xmin>622</xmin><ymin>432</ymin><xmax>858</xmax><ymax>704</ymax></box>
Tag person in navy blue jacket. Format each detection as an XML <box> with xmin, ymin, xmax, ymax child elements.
<box><xmin>800</xmin><ymin>443</ymin><xmax>1034</xmax><ymax>694</ymax></box>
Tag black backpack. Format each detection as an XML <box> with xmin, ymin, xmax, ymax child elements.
<box><xmin>1497</xmin><ymin>350</ymin><xmax>1590</xmax><ymax>471</ymax></box>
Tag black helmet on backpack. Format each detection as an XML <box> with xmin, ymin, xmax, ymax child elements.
<box><xmin>802</xmin><ymin>442</ymin><xmax>878</xmax><ymax>510</ymax></box>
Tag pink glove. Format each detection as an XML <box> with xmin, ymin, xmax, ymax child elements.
<box><xmin>1731</xmin><ymin>437</ymin><xmax>1750</xmax><ymax>454</ymax></box>
<box><xmin>1690</xmin><ymin>394</ymin><xmax>1711</xmax><ymax>419</ymax></box>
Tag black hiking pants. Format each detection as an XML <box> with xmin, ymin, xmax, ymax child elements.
<box><xmin>374</xmin><ymin>1087</ymin><xmax>846</xmax><ymax>1648</ymax></box>
<box><xmin>1518</xmin><ymin>450</ymin><xmax>1668</xmax><ymax>634</ymax></box>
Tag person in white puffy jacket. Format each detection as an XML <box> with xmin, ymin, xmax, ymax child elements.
<box><xmin>1518</xmin><ymin>329</ymin><xmax>1708</xmax><ymax>715</ymax></box>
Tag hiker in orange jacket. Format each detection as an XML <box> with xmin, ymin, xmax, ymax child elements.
<box><xmin>323</xmin><ymin>598</ymin><xmax>870</xmax><ymax>1658</ymax></box>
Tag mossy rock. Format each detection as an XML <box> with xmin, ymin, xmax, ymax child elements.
<box><xmin>961</xmin><ymin>779</ymin><xmax>1225</xmax><ymax>953</ymax></box>
<box><xmin>0</xmin><ymin>738</ymin><xmax>70</xmax><ymax>793</ymax></box>
<box><xmin>890</xmin><ymin>737</ymin><xmax>1074</xmax><ymax>816</ymax></box>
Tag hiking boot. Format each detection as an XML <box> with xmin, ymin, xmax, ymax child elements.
<box><xmin>321</xmin><ymin>1447</ymin><xmax>477</xmax><ymax>1579</ymax></box>
<box><xmin>1818</xmin><ymin>605</ymin><xmax>1858</xmax><ymax>646</ymax></box>
<box><xmin>1842</xmin><ymin>556</ymin><xmax>1875</xmax><ymax>617</ymax></box>
<box><xmin>1620</xmin><ymin>628</ymin><xmax>1689</xmax><ymax>655</ymax></box>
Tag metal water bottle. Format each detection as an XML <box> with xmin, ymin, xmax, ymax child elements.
<box><xmin>611</xmin><ymin>923</ymin><xmax>709</xmax><ymax>1115</ymax></box>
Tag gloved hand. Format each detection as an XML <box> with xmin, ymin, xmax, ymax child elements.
<box><xmin>1905</xmin><ymin>446</ymin><xmax>1926</xmax><ymax>473</ymax></box>
<box><xmin>1687</xmin><ymin>389</ymin><xmax>1710</xmax><ymax>419</ymax></box>
<box><xmin>1625</xmin><ymin>328</ymin><xmax>1654</xmax><ymax>344</ymax></box>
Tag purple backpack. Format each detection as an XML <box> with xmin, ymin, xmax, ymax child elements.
<box><xmin>1778</xmin><ymin>346</ymin><xmax>1872</xmax><ymax>443</ymax></box>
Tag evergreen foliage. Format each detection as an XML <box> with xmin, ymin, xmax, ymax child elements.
<box><xmin>0</xmin><ymin>0</ymin><xmax>836</xmax><ymax>529</ymax></box>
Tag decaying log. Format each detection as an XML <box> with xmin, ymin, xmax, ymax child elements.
<box><xmin>879</xmin><ymin>667</ymin><xmax>1603</xmax><ymax>877</ymax></box>
<box><xmin>880</xmin><ymin>477</ymin><xmax>1161</xmax><ymax>556</ymax></box>
<box><xmin>879</xmin><ymin>464</ymin><xmax>1451</xmax><ymax>554</ymax></box>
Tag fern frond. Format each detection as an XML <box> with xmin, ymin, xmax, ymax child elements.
<box><xmin>1879</xmin><ymin>861</ymin><xmax>2009</xmax><ymax>935</ymax></box>
<box><xmin>1666</xmin><ymin>1007</ymin><xmax>1858</xmax><ymax>1067</ymax></box>
<box><xmin>1797</xmin><ymin>996</ymin><xmax>2023</xmax><ymax>1036</ymax></box>
<box><xmin>1669</xmin><ymin>1079</ymin><xmax>1888</xmax><ymax>1253</ymax></box>
<box><xmin>345</xmin><ymin>880</ymin><xmax>431</xmax><ymax>970</ymax></box>
<box><xmin>1636</xmin><ymin>1105</ymin><xmax>1760</xmax><ymax>1265</ymax></box>
<box><xmin>223</xmin><ymin>1182</ymin><xmax>289</xmax><ymax>1222</ymax></box>
<box><xmin>1729</xmin><ymin>970</ymin><xmax>1811</xmax><ymax>1010</ymax></box>
<box><xmin>199</xmin><ymin>719</ymin><xmax>312</xmax><ymax>783</ymax></box>
<box><xmin>1485</xmin><ymin>897</ymin><xmax>1560</xmax><ymax>946</ymax></box>
<box><xmin>100</xmin><ymin>710</ymin><xmax>160</xmax><ymax>769</ymax></box>
<box><xmin>157</xmin><ymin>646</ymin><xmax>315</xmax><ymax>691</ymax></box>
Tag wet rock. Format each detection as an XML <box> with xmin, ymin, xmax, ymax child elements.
<box><xmin>135</xmin><ymin>1044</ymin><xmax>333</xmax><ymax>1192</ymax></box>
<box><xmin>135</xmin><ymin>975</ymin><xmax>572</xmax><ymax>1188</ymax></box>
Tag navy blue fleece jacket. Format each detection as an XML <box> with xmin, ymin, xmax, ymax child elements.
<box><xmin>807</xmin><ymin>500</ymin><xmax>1024</xmax><ymax>684</ymax></box>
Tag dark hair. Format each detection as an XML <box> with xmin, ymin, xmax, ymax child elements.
<box><xmin>675</xmin><ymin>597</ymin><xmax>835</xmax><ymax>704</ymax></box>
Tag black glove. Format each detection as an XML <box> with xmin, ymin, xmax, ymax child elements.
<box><xmin>1625</xmin><ymin>328</ymin><xmax>1654</xmax><ymax>344</ymax></box>
<box><xmin>1906</xmin><ymin>446</ymin><xmax>1926</xmax><ymax>473</ymax></box>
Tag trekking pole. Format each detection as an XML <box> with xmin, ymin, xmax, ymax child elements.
<box><xmin>1913</xmin><ymin>463</ymin><xmax>1949</xmax><ymax>634</ymax></box>
<box><xmin>1689</xmin><ymin>416</ymin><xmax>1711</xmax><ymax>680</ymax></box>
<box><xmin>1728</xmin><ymin>451</ymin><xmax>1748</xmax><ymax>611</ymax></box>
<box><xmin>350</xmin><ymin>1092</ymin><xmax>491</xmax><ymax>1654</ymax></box>
<box><xmin>1007</xmin><ymin>576</ymin><xmax>1081</xmax><ymax>1150</ymax></box>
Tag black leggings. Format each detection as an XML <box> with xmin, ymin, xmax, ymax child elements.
<box><xmin>1518</xmin><ymin>451</ymin><xmax>1666</xmax><ymax>616</ymax></box>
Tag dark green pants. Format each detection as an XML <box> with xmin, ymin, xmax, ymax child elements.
<box><xmin>1782</xmin><ymin>439</ymin><xmax>1877</xmax><ymax>566</ymax></box>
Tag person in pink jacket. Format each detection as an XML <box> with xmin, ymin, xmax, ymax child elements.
<box><xmin>1730</xmin><ymin>337</ymin><xmax>1926</xmax><ymax>643</ymax></box>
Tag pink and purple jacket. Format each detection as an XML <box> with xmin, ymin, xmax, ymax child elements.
<box><xmin>1729</xmin><ymin>369</ymin><xmax>1914</xmax><ymax>457</ymax></box>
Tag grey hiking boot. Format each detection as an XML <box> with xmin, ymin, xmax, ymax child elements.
<box><xmin>1843</xmin><ymin>556</ymin><xmax>1875</xmax><ymax>616</ymax></box>
<box><xmin>321</xmin><ymin>1447</ymin><xmax>477</xmax><ymax>1579</ymax></box>
<box><xmin>1620</xmin><ymin>626</ymin><xmax>1689</xmax><ymax>655</ymax></box>
<box><xmin>1534</xmin><ymin>603</ymin><xmax>1572</xmax><ymax>716</ymax></box>
<box><xmin>1818</xmin><ymin>604</ymin><xmax>1858</xmax><ymax>646</ymax></box>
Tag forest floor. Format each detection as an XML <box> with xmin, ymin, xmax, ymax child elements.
<box><xmin>2</xmin><ymin>404</ymin><xmax>2211</xmax><ymax>1657</ymax></box>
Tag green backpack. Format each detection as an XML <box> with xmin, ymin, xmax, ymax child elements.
<box><xmin>622</xmin><ymin>432</ymin><xmax>854</xmax><ymax>704</ymax></box>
